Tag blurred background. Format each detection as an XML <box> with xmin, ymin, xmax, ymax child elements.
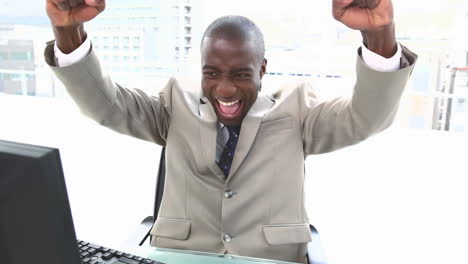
<box><xmin>0</xmin><ymin>0</ymin><xmax>467</xmax><ymax>263</ymax></box>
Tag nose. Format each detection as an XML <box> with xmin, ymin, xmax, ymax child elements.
<box><xmin>216</xmin><ymin>77</ymin><xmax>237</xmax><ymax>99</ymax></box>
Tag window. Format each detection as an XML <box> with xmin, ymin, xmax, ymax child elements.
<box><xmin>0</xmin><ymin>52</ymin><xmax>8</xmax><ymax>60</ymax></box>
<box><xmin>454</xmin><ymin>125</ymin><xmax>465</xmax><ymax>132</ymax></box>
<box><xmin>455</xmin><ymin>98</ymin><xmax>467</xmax><ymax>112</ymax></box>
<box><xmin>1</xmin><ymin>2</ymin><xmax>467</xmax><ymax>263</ymax></box>
<box><xmin>10</xmin><ymin>52</ymin><xmax>29</xmax><ymax>60</ymax></box>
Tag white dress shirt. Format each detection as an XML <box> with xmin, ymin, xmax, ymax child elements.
<box><xmin>54</xmin><ymin>36</ymin><xmax>402</xmax><ymax>71</ymax></box>
<box><xmin>54</xmin><ymin>36</ymin><xmax>403</xmax><ymax>161</ymax></box>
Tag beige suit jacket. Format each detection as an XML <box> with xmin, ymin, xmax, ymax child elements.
<box><xmin>45</xmin><ymin>43</ymin><xmax>417</xmax><ymax>263</ymax></box>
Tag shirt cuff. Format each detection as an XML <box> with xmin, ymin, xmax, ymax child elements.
<box><xmin>361</xmin><ymin>42</ymin><xmax>402</xmax><ymax>72</ymax></box>
<box><xmin>54</xmin><ymin>36</ymin><xmax>92</xmax><ymax>67</ymax></box>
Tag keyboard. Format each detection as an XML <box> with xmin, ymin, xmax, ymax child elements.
<box><xmin>77</xmin><ymin>240</ymin><xmax>166</xmax><ymax>264</ymax></box>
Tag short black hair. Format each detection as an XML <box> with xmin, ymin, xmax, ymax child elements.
<box><xmin>201</xmin><ymin>15</ymin><xmax>265</xmax><ymax>62</ymax></box>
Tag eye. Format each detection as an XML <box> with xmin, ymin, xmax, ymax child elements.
<box><xmin>234</xmin><ymin>73</ymin><xmax>251</xmax><ymax>80</ymax></box>
<box><xmin>203</xmin><ymin>71</ymin><xmax>218</xmax><ymax>78</ymax></box>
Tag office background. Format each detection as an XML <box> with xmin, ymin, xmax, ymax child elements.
<box><xmin>1</xmin><ymin>0</ymin><xmax>467</xmax><ymax>263</ymax></box>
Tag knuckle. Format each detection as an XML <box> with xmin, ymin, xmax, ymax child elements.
<box><xmin>332</xmin><ymin>12</ymin><xmax>340</xmax><ymax>20</ymax></box>
<box><xmin>98</xmin><ymin>4</ymin><xmax>106</xmax><ymax>12</ymax></box>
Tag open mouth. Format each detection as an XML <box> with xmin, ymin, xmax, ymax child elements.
<box><xmin>217</xmin><ymin>99</ymin><xmax>242</xmax><ymax>118</ymax></box>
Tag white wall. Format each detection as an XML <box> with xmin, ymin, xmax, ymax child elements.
<box><xmin>305</xmin><ymin>129</ymin><xmax>468</xmax><ymax>264</ymax></box>
<box><xmin>1</xmin><ymin>94</ymin><xmax>467</xmax><ymax>263</ymax></box>
<box><xmin>0</xmin><ymin>94</ymin><xmax>160</xmax><ymax>249</ymax></box>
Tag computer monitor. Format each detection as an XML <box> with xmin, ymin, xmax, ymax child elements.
<box><xmin>0</xmin><ymin>140</ymin><xmax>81</xmax><ymax>264</ymax></box>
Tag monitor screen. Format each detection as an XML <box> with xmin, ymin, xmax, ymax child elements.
<box><xmin>0</xmin><ymin>140</ymin><xmax>81</xmax><ymax>264</ymax></box>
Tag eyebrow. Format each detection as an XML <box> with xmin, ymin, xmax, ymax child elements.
<box><xmin>202</xmin><ymin>65</ymin><xmax>218</xmax><ymax>71</ymax></box>
<box><xmin>232</xmin><ymin>68</ymin><xmax>253</xmax><ymax>73</ymax></box>
<box><xmin>202</xmin><ymin>65</ymin><xmax>254</xmax><ymax>73</ymax></box>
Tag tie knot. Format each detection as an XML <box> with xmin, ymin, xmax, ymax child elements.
<box><xmin>226</xmin><ymin>126</ymin><xmax>240</xmax><ymax>138</ymax></box>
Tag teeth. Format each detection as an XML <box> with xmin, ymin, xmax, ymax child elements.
<box><xmin>218</xmin><ymin>100</ymin><xmax>239</xmax><ymax>106</ymax></box>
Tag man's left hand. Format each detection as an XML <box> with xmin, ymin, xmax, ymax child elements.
<box><xmin>333</xmin><ymin>0</ymin><xmax>397</xmax><ymax>58</ymax></box>
<box><xmin>332</xmin><ymin>0</ymin><xmax>393</xmax><ymax>30</ymax></box>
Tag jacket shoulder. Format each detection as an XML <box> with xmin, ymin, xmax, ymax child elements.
<box><xmin>269</xmin><ymin>80</ymin><xmax>318</xmax><ymax>106</ymax></box>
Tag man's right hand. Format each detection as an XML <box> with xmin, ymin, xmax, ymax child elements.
<box><xmin>46</xmin><ymin>0</ymin><xmax>106</xmax><ymax>54</ymax></box>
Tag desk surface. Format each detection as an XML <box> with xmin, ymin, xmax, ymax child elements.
<box><xmin>129</xmin><ymin>247</ymin><xmax>300</xmax><ymax>264</ymax></box>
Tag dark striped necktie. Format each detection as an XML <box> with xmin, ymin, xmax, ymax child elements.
<box><xmin>217</xmin><ymin>126</ymin><xmax>241</xmax><ymax>177</ymax></box>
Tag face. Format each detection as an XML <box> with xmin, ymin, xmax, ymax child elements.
<box><xmin>201</xmin><ymin>37</ymin><xmax>267</xmax><ymax>126</ymax></box>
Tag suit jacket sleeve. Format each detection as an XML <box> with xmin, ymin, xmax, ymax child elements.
<box><xmin>44</xmin><ymin>42</ymin><xmax>172</xmax><ymax>146</ymax></box>
<box><xmin>301</xmin><ymin>45</ymin><xmax>418</xmax><ymax>155</ymax></box>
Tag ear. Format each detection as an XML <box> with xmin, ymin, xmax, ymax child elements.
<box><xmin>259</xmin><ymin>58</ymin><xmax>268</xmax><ymax>79</ymax></box>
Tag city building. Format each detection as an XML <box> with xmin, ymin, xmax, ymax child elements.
<box><xmin>431</xmin><ymin>6</ymin><xmax>468</xmax><ymax>133</ymax></box>
<box><xmin>0</xmin><ymin>22</ymin><xmax>57</xmax><ymax>97</ymax></box>
<box><xmin>0</xmin><ymin>38</ymin><xmax>35</xmax><ymax>95</ymax></box>
<box><xmin>87</xmin><ymin>0</ymin><xmax>201</xmax><ymax>89</ymax></box>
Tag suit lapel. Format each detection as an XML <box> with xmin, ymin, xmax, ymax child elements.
<box><xmin>198</xmin><ymin>94</ymin><xmax>274</xmax><ymax>182</ymax></box>
<box><xmin>227</xmin><ymin>94</ymin><xmax>274</xmax><ymax>181</ymax></box>
<box><xmin>198</xmin><ymin>98</ymin><xmax>226</xmax><ymax>182</ymax></box>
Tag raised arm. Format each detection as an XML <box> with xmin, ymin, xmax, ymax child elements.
<box><xmin>333</xmin><ymin>0</ymin><xmax>397</xmax><ymax>58</ymax></box>
<box><xmin>45</xmin><ymin>0</ymin><xmax>172</xmax><ymax>145</ymax></box>
<box><xmin>301</xmin><ymin>0</ymin><xmax>417</xmax><ymax>155</ymax></box>
<box><xmin>46</xmin><ymin>0</ymin><xmax>105</xmax><ymax>53</ymax></box>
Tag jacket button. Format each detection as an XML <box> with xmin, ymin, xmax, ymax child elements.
<box><xmin>224</xmin><ymin>190</ymin><xmax>234</xmax><ymax>199</ymax></box>
<box><xmin>223</xmin><ymin>233</ymin><xmax>232</xmax><ymax>243</ymax></box>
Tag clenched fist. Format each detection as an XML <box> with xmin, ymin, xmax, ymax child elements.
<box><xmin>333</xmin><ymin>0</ymin><xmax>396</xmax><ymax>58</ymax></box>
<box><xmin>46</xmin><ymin>0</ymin><xmax>106</xmax><ymax>53</ymax></box>
<box><xmin>332</xmin><ymin>0</ymin><xmax>393</xmax><ymax>31</ymax></box>
<box><xmin>46</xmin><ymin>0</ymin><xmax>105</xmax><ymax>27</ymax></box>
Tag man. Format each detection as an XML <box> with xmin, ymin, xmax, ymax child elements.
<box><xmin>44</xmin><ymin>0</ymin><xmax>417</xmax><ymax>263</ymax></box>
